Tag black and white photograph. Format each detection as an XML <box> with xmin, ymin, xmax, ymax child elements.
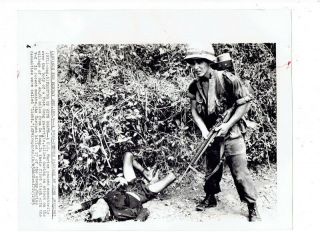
<box><xmin>57</xmin><ymin>43</ymin><xmax>277</xmax><ymax>224</ymax></box>
<box><xmin>15</xmin><ymin>8</ymin><xmax>294</xmax><ymax>231</ymax></box>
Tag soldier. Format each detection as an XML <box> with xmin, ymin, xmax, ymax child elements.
<box><xmin>184</xmin><ymin>45</ymin><xmax>260</xmax><ymax>222</ymax></box>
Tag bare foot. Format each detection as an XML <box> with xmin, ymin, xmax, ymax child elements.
<box><xmin>149</xmin><ymin>169</ymin><xmax>160</xmax><ymax>184</ymax></box>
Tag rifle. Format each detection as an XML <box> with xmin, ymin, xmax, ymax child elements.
<box><xmin>179</xmin><ymin>126</ymin><xmax>221</xmax><ymax>182</ymax></box>
<box><xmin>179</xmin><ymin>106</ymin><xmax>235</xmax><ymax>182</ymax></box>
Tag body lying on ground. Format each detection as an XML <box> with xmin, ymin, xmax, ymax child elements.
<box><xmin>69</xmin><ymin>152</ymin><xmax>176</xmax><ymax>222</ymax></box>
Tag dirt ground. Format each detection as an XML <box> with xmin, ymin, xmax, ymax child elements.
<box><xmin>59</xmin><ymin>164</ymin><xmax>277</xmax><ymax>224</ymax></box>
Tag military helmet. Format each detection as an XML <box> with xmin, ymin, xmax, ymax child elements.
<box><xmin>184</xmin><ymin>44</ymin><xmax>217</xmax><ymax>64</ymax></box>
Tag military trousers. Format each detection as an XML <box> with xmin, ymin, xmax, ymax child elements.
<box><xmin>203</xmin><ymin>136</ymin><xmax>257</xmax><ymax>204</ymax></box>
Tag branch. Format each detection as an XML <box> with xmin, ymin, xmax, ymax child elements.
<box><xmin>94</xmin><ymin>129</ymin><xmax>112</xmax><ymax>168</ymax></box>
<box><xmin>70</xmin><ymin>107</ymin><xmax>81</xmax><ymax>145</ymax></box>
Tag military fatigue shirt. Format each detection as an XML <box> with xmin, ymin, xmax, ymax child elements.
<box><xmin>188</xmin><ymin>69</ymin><xmax>252</xmax><ymax>138</ymax></box>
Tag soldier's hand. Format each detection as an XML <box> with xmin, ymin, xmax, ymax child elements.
<box><xmin>215</xmin><ymin>123</ymin><xmax>230</xmax><ymax>137</ymax></box>
<box><xmin>201</xmin><ymin>129</ymin><xmax>210</xmax><ymax>139</ymax></box>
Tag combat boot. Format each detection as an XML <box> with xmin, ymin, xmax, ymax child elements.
<box><xmin>248</xmin><ymin>203</ymin><xmax>261</xmax><ymax>222</ymax></box>
<box><xmin>196</xmin><ymin>194</ymin><xmax>217</xmax><ymax>211</ymax></box>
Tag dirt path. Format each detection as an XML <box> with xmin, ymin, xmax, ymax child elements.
<box><xmin>144</xmin><ymin>164</ymin><xmax>276</xmax><ymax>222</ymax></box>
<box><xmin>59</xmin><ymin>165</ymin><xmax>276</xmax><ymax>224</ymax></box>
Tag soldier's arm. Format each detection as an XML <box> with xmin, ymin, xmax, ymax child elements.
<box><xmin>224</xmin><ymin>102</ymin><xmax>250</xmax><ymax>129</ymax></box>
<box><xmin>225</xmin><ymin>71</ymin><xmax>253</xmax><ymax>122</ymax></box>
<box><xmin>191</xmin><ymin>99</ymin><xmax>210</xmax><ymax>138</ymax></box>
<box><xmin>215</xmin><ymin>72</ymin><xmax>253</xmax><ymax>136</ymax></box>
<box><xmin>215</xmin><ymin>102</ymin><xmax>250</xmax><ymax>137</ymax></box>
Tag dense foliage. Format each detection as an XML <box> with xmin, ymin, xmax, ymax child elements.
<box><xmin>58</xmin><ymin>43</ymin><xmax>276</xmax><ymax>198</ymax></box>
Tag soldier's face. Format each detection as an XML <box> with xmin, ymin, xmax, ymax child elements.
<box><xmin>189</xmin><ymin>59</ymin><xmax>211</xmax><ymax>78</ymax></box>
